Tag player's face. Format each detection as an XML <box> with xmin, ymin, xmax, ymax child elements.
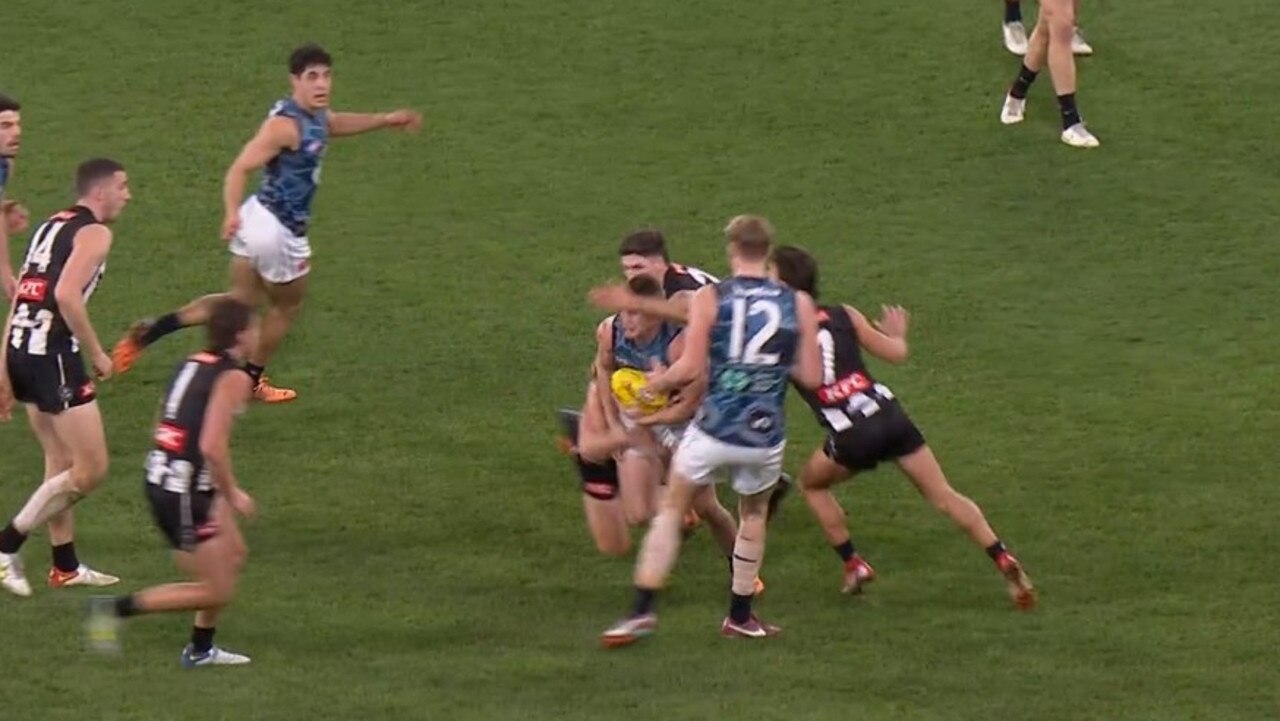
<box><xmin>0</xmin><ymin>111</ymin><xmax>20</xmax><ymax>156</ymax></box>
<box><xmin>292</xmin><ymin>65</ymin><xmax>333</xmax><ymax>110</ymax></box>
<box><xmin>95</xmin><ymin>171</ymin><xmax>132</xmax><ymax>222</ymax></box>
<box><xmin>620</xmin><ymin>254</ymin><xmax>664</xmax><ymax>282</ymax></box>
<box><xmin>620</xmin><ymin>308</ymin><xmax>661</xmax><ymax>340</ymax></box>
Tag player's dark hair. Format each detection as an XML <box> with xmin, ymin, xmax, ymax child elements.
<box><xmin>618</xmin><ymin>229</ymin><xmax>669</xmax><ymax>261</ymax></box>
<box><xmin>724</xmin><ymin>215</ymin><xmax>773</xmax><ymax>260</ymax></box>
<box><xmin>289</xmin><ymin>44</ymin><xmax>332</xmax><ymax>75</ymax></box>
<box><xmin>74</xmin><ymin>158</ymin><xmax>125</xmax><ymax>196</ymax></box>
<box><xmin>0</xmin><ymin>93</ymin><xmax>20</xmax><ymax>113</ymax></box>
<box><xmin>627</xmin><ymin>274</ymin><xmax>664</xmax><ymax>298</ymax></box>
<box><xmin>771</xmin><ymin>245</ymin><xmax>819</xmax><ymax>298</ymax></box>
<box><xmin>207</xmin><ymin>298</ymin><xmax>253</xmax><ymax>353</ymax></box>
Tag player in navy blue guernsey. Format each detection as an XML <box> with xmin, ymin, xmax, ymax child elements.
<box><xmin>0</xmin><ymin>92</ymin><xmax>23</xmax><ymax>301</ymax></box>
<box><xmin>601</xmin><ymin>216</ymin><xmax>822</xmax><ymax>647</ymax></box>
<box><xmin>770</xmin><ymin>246</ymin><xmax>1036</xmax><ymax>609</ymax></box>
<box><xmin>111</xmin><ymin>44</ymin><xmax>421</xmax><ymax>403</ymax></box>
<box><xmin>573</xmin><ymin>274</ymin><xmax>739</xmax><ymax>565</ymax></box>
<box><xmin>557</xmin><ymin>229</ymin><xmax>720</xmax><ymax>538</ymax></box>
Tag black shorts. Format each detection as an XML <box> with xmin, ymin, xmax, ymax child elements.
<box><xmin>578</xmin><ymin>458</ymin><xmax>620</xmax><ymax>501</ymax></box>
<box><xmin>824</xmin><ymin>403</ymin><xmax>926</xmax><ymax>473</ymax></box>
<box><xmin>146</xmin><ymin>483</ymin><xmax>219</xmax><ymax>551</ymax></box>
<box><xmin>6</xmin><ymin>348</ymin><xmax>97</xmax><ymax>414</ymax></box>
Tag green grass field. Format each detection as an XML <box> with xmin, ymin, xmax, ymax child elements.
<box><xmin>1</xmin><ymin>1</ymin><xmax>1277</xmax><ymax>718</ymax></box>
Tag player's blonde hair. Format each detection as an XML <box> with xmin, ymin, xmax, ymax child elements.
<box><xmin>724</xmin><ymin>215</ymin><xmax>774</xmax><ymax>260</ymax></box>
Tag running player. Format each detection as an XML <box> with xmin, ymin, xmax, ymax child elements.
<box><xmin>575</xmin><ymin>274</ymin><xmax>738</xmax><ymax>560</ymax></box>
<box><xmin>0</xmin><ymin>92</ymin><xmax>23</xmax><ymax>300</ymax></box>
<box><xmin>601</xmin><ymin>215</ymin><xmax>821</xmax><ymax>647</ymax></box>
<box><xmin>110</xmin><ymin>44</ymin><xmax>421</xmax><ymax>402</ymax></box>
<box><xmin>87</xmin><ymin>298</ymin><xmax>257</xmax><ymax>666</ymax></box>
<box><xmin>1002</xmin><ymin>1</ymin><xmax>1093</xmax><ymax>57</ymax></box>
<box><xmin>770</xmin><ymin>245</ymin><xmax>1036</xmax><ymax>609</ymax></box>
<box><xmin>556</xmin><ymin>229</ymin><xmax>719</xmax><ymax>527</ymax></box>
<box><xmin>0</xmin><ymin>158</ymin><xmax>131</xmax><ymax>597</ymax></box>
<box><xmin>1000</xmin><ymin>0</ymin><xmax>1099</xmax><ymax>148</ymax></box>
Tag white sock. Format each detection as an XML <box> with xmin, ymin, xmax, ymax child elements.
<box><xmin>14</xmin><ymin>471</ymin><xmax>81</xmax><ymax>534</ymax></box>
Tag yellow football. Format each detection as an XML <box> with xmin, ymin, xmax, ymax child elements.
<box><xmin>610</xmin><ymin>367</ymin><xmax>669</xmax><ymax>414</ymax></box>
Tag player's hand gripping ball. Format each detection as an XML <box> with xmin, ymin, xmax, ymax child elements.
<box><xmin>610</xmin><ymin>368</ymin><xmax>669</xmax><ymax>415</ymax></box>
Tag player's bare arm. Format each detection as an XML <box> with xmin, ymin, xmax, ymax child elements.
<box><xmin>56</xmin><ymin>224</ymin><xmax>113</xmax><ymax>379</ymax></box>
<box><xmin>591</xmin><ymin>318</ymin><xmax>629</xmax><ymax>434</ymax></box>
<box><xmin>848</xmin><ymin>305</ymin><xmax>909</xmax><ymax>364</ymax></box>
<box><xmin>221</xmin><ymin>116</ymin><xmax>299</xmax><ymax>241</ymax></box>
<box><xmin>646</xmin><ymin>285</ymin><xmax>714</xmax><ymax>395</ymax></box>
<box><xmin>200</xmin><ymin>370</ymin><xmax>256</xmax><ymax>518</ymax></box>
<box><xmin>588</xmin><ymin>284</ymin><xmax>689</xmax><ymax>324</ymax></box>
<box><xmin>790</xmin><ymin>291</ymin><xmax>822</xmax><ymax>390</ymax></box>
<box><xmin>328</xmin><ymin>109</ymin><xmax>422</xmax><ymax>137</ymax></box>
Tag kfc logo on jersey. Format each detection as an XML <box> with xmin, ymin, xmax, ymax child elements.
<box><xmin>817</xmin><ymin>371</ymin><xmax>872</xmax><ymax>405</ymax></box>
<box><xmin>154</xmin><ymin>422</ymin><xmax>188</xmax><ymax>454</ymax></box>
<box><xmin>16</xmin><ymin>277</ymin><xmax>47</xmax><ymax>302</ymax></box>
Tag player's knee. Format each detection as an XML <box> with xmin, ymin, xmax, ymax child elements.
<box><xmin>72</xmin><ymin>455</ymin><xmax>109</xmax><ymax>492</ymax></box>
<box><xmin>595</xmin><ymin>536</ymin><xmax>631</xmax><ymax>557</ymax></box>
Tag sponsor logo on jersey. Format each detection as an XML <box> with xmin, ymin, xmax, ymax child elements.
<box><xmin>16</xmin><ymin>277</ymin><xmax>46</xmax><ymax>302</ymax></box>
<box><xmin>154</xmin><ymin>422</ymin><xmax>188</xmax><ymax>454</ymax></box>
<box><xmin>817</xmin><ymin>371</ymin><xmax>872</xmax><ymax>405</ymax></box>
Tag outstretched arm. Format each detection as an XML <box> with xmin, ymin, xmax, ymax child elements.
<box><xmin>588</xmin><ymin>284</ymin><xmax>690</xmax><ymax>324</ymax></box>
<box><xmin>329</xmin><ymin>109</ymin><xmax>422</xmax><ymax>137</ymax></box>
<box><xmin>848</xmin><ymin>304</ymin><xmax>909</xmax><ymax>364</ymax></box>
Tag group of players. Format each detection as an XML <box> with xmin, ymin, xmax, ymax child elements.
<box><xmin>0</xmin><ymin>44</ymin><xmax>421</xmax><ymax>666</ymax></box>
<box><xmin>558</xmin><ymin>220</ymin><xmax>1036</xmax><ymax>645</ymax></box>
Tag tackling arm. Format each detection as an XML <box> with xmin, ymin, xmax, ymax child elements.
<box><xmin>646</xmin><ymin>286</ymin><xmax>713</xmax><ymax>394</ymax></box>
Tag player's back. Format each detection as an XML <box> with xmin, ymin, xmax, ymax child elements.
<box><xmin>696</xmin><ymin>276</ymin><xmax>799</xmax><ymax>448</ymax></box>
<box><xmin>7</xmin><ymin>205</ymin><xmax>105</xmax><ymax>357</ymax></box>
<box><xmin>255</xmin><ymin>97</ymin><xmax>328</xmax><ymax>235</ymax></box>
<box><xmin>146</xmin><ymin>351</ymin><xmax>242</xmax><ymax>494</ymax></box>
<box><xmin>795</xmin><ymin>304</ymin><xmax>898</xmax><ymax>433</ymax></box>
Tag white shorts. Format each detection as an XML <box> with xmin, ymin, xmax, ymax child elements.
<box><xmin>618</xmin><ymin>415</ymin><xmax>686</xmax><ymax>456</ymax></box>
<box><xmin>671</xmin><ymin>424</ymin><xmax>785</xmax><ymax>497</ymax></box>
<box><xmin>228</xmin><ymin>196</ymin><xmax>312</xmax><ymax>284</ymax></box>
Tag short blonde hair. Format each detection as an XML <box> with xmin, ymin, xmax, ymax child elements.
<box><xmin>723</xmin><ymin>215</ymin><xmax>774</xmax><ymax>260</ymax></box>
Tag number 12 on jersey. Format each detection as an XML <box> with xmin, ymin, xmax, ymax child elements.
<box><xmin>728</xmin><ymin>298</ymin><xmax>781</xmax><ymax>366</ymax></box>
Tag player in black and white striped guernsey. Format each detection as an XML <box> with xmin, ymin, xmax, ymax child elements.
<box><xmin>771</xmin><ymin>245</ymin><xmax>1037</xmax><ymax>610</ymax></box>
<box><xmin>87</xmin><ymin>298</ymin><xmax>257</xmax><ymax>667</ymax></box>
<box><xmin>0</xmin><ymin>159</ymin><xmax>131</xmax><ymax>598</ymax></box>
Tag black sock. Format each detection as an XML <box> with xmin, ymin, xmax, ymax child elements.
<box><xmin>729</xmin><ymin>592</ymin><xmax>753</xmax><ymax>624</ymax></box>
<box><xmin>114</xmin><ymin>594</ymin><xmax>139</xmax><ymax>618</ymax></box>
<box><xmin>51</xmin><ymin>542</ymin><xmax>79</xmax><ymax>573</ymax></box>
<box><xmin>1004</xmin><ymin>1</ymin><xmax>1022</xmax><ymax>23</ymax></box>
<box><xmin>632</xmin><ymin>587</ymin><xmax>657</xmax><ymax>617</ymax></box>
<box><xmin>244</xmin><ymin>363</ymin><xmax>265</xmax><ymax>385</ymax></box>
<box><xmin>834</xmin><ymin>540</ymin><xmax>856</xmax><ymax>563</ymax></box>
<box><xmin>191</xmin><ymin>626</ymin><xmax>216</xmax><ymax>654</ymax></box>
<box><xmin>1010</xmin><ymin>64</ymin><xmax>1038</xmax><ymax>100</ymax></box>
<box><xmin>1057</xmin><ymin>93</ymin><xmax>1082</xmax><ymax>129</ymax></box>
<box><xmin>0</xmin><ymin>523</ymin><xmax>27</xmax><ymax>554</ymax></box>
<box><xmin>139</xmin><ymin>312</ymin><xmax>185</xmax><ymax>346</ymax></box>
<box><xmin>985</xmin><ymin>540</ymin><xmax>1008</xmax><ymax>561</ymax></box>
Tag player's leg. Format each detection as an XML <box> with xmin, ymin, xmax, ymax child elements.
<box><xmin>1039</xmin><ymin>0</ymin><xmax>1097</xmax><ymax>146</ymax></box>
<box><xmin>600</xmin><ymin>470</ymin><xmax>701</xmax><ymax>647</ymax></box>
<box><xmin>1001</xmin><ymin>5</ymin><xmax>1050</xmax><ymax>125</ymax></box>
<box><xmin>719</xmin><ymin>442</ymin><xmax>785</xmax><ymax>639</ymax></box>
<box><xmin>112</xmin><ymin>260</ymin><xmax>265</xmax><ymax>374</ymax></box>
<box><xmin>616</xmin><ymin>441</ymin><xmax>664</xmax><ymax>527</ymax></box>
<box><xmin>799</xmin><ymin>445</ymin><xmax>876</xmax><ymax>594</ymax></box>
<box><xmin>244</xmin><ymin>275</ymin><xmax>307</xmax><ymax>403</ymax></box>
<box><xmin>88</xmin><ymin>497</ymin><xmax>250</xmax><ymax>664</ymax></box>
<box><xmin>24</xmin><ymin>406</ymin><xmax>117</xmax><ymax>588</ymax></box>
<box><xmin>895</xmin><ymin>445</ymin><xmax>1036</xmax><ymax>609</ymax></box>
<box><xmin>1002</xmin><ymin>1</ymin><xmax>1029</xmax><ymax>56</ymax></box>
<box><xmin>0</xmin><ymin>401</ymin><xmax>112</xmax><ymax>596</ymax></box>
